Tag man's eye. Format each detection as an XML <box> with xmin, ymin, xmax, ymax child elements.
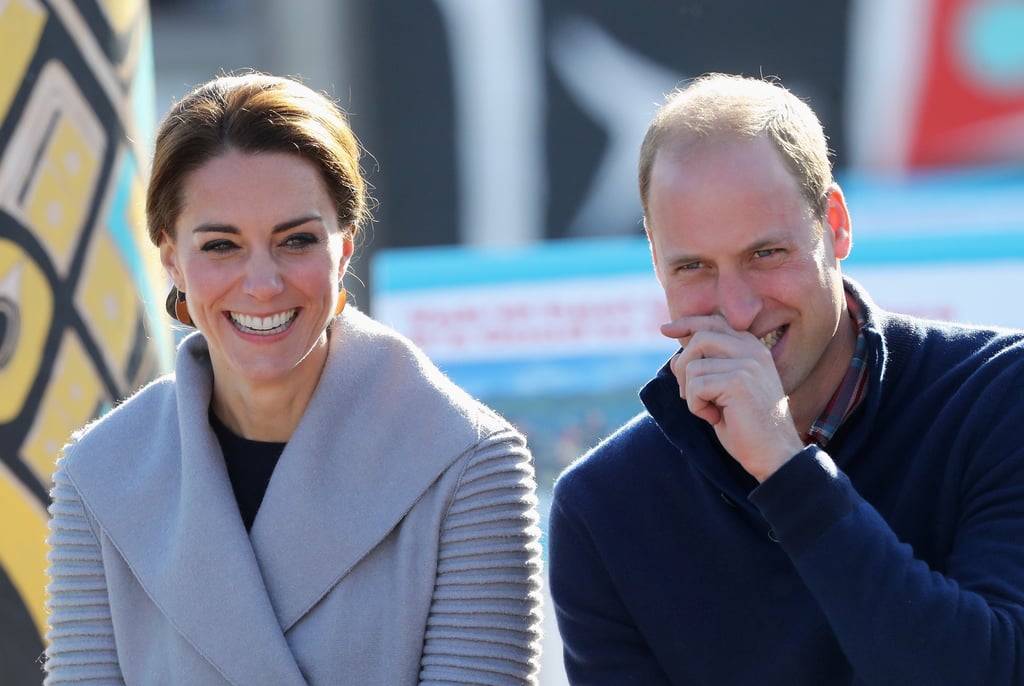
<box><xmin>754</xmin><ymin>249</ymin><xmax>778</xmax><ymax>259</ymax></box>
<box><xmin>679</xmin><ymin>261</ymin><xmax>702</xmax><ymax>271</ymax></box>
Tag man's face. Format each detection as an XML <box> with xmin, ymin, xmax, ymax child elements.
<box><xmin>645</xmin><ymin>134</ymin><xmax>853</xmax><ymax>413</ymax></box>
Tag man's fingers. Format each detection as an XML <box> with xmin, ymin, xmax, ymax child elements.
<box><xmin>660</xmin><ymin>314</ymin><xmax>736</xmax><ymax>341</ymax></box>
<box><xmin>672</xmin><ymin>355</ymin><xmax>734</xmax><ymax>426</ymax></box>
<box><xmin>674</xmin><ymin>329</ymin><xmax>764</xmax><ymax>374</ymax></box>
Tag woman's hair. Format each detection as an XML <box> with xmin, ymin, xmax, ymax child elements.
<box><xmin>146</xmin><ymin>71</ymin><xmax>372</xmax><ymax>246</ymax></box>
<box><xmin>638</xmin><ymin>73</ymin><xmax>833</xmax><ymax>220</ymax></box>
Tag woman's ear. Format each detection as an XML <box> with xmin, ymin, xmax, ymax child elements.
<box><xmin>158</xmin><ymin>229</ymin><xmax>183</xmax><ymax>288</ymax></box>
<box><xmin>337</xmin><ymin>231</ymin><xmax>355</xmax><ymax>282</ymax></box>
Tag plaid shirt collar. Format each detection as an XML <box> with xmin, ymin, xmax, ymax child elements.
<box><xmin>803</xmin><ymin>290</ymin><xmax>869</xmax><ymax>448</ymax></box>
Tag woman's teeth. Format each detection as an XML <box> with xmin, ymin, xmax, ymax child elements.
<box><xmin>760</xmin><ymin>327</ymin><xmax>783</xmax><ymax>349</ymax></box>
<box><xmin>230</xmin><ymin>309</ymin><xmax>296</xmax><ymax>334</ymax></box>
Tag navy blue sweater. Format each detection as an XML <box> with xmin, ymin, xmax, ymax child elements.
<box><xmin>550</xmin><ymin>281</ymin><xmax>1024</xmax><ymax>685</ymax></box>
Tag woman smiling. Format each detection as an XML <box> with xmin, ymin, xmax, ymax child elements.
<box><xmin>43</xmin><ymin>72</ymin><xmax>543</xmax><ymax>685</ymax></box>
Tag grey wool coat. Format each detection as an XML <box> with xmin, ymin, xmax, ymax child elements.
<box><xmin>44</xmin><ymin>308</ymin><xmax>543</xmax><ymax>685</ymax></box>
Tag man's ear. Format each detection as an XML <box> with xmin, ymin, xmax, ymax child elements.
<box><xmin>824</xmin><ymin>184</ymin><xmax>852</xmax><ymax>261</ymax></box>
<box><xmin>644</xmin><ymin>217</ymin><xmax>664</xmax><ymax>287</ymax></box>
<box><xmin>158</xmin><ymin>230</ymin><xmax>183</xmax><ymax>289</ymax></box>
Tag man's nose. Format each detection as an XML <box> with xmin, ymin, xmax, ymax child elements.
<box><xmin>714</xmin><ymin>269</ymin><xmax>761</xmax><ymax>332</ymax></box>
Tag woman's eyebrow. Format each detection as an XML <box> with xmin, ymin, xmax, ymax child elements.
<box><xmin>190</xmin><ymin>214</ymin><xmax>324</xmax><ymax>235</ymax></box>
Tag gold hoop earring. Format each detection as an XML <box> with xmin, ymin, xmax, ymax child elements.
<box><xmin>165</xmin><ymin>287</ymin><xmax>194</xmax><ymax>327</ymax></box>
<box><xmin>334</xmin><ymin>288</ymin><xmax>347</xmax><ymax>316</ymax></box>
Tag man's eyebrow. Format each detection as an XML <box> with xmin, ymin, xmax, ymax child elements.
<box><xmin>746</xmin><ymin>236</ymin><xmax>782</xmax><ymax>251</ymax></box>
<box><xmin>190</xmin><ymin>214</ymin><xmax>324</xmax><ymax>235</ymax></box>
<box><xmin>735</xmin><ymin>233</ymin><xmax>790</xmax><ymax>255</ymax></box>
<box><xmin>664</xmin><ymin>252</ymin><xmax>703</xmax><ymax>268</ymax></box>
<box><xmin>660</xmin><ymin>234</ymin><xmax>788</xmax><ymax>267</ymax></box>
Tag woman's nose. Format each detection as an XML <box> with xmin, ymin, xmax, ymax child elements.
<box><xmin>242</xmin><ymin>252</ymin><xmax>284</xmax><ymax>298</ymax></box>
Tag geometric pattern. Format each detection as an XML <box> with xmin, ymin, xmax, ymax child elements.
<box><xmin>0</xmin><ymin>2</ymin><xmax>171</xmax><ymax>680</ymax></box>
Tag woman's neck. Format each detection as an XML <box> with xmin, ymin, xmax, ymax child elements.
<box><xmin>209</xmin><ymin>341</ymin><xmax>330</xmax><ymax>442</ymax></box>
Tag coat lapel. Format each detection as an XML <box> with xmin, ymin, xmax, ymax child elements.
<box><xmin>249</xmin><ymin>308</ymin><xmax>487</xmax><ymax>631</ymax></box>
<box><xmin>69</xmin><ymin>309</ymin><xmax>492</xmax><ymax>680</ymax></box>
<box><xmin>68</xmin><ymin>334</ymin><xmax>308</xmax><ymax>685</ymax></box>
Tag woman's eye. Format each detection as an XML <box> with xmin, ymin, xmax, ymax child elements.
<box><xmin>200</xmin><ymin>239</ymin><xmax>236</xmax><ymax>253</ymax></box>
<box><xmin>283</xmin><ymin>232</ymin><xmax>318</xmax><ymax>248</ymax></box>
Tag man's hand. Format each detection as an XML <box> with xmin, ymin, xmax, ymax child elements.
<box><xmin>663</xmin><ymin>315</ymin><xmax>804</xmax><ymax>482</ymax></box>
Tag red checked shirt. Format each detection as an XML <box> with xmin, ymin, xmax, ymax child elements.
<box><xmin>803</xmin><ymin>290</ymin><xmax>869</xmax><ymax>448</ymax></box>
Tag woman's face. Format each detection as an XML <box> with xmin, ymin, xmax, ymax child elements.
<box><xmin>160</xmin><ymin>149</ymin><xmax>352</xmax><ymax>393</ymax></box>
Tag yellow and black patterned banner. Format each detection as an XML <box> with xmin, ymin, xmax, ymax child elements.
<box><xmin>0</xmin><ymin>0</ymin><xmax>170</xmax><ymax>680</ymax></box>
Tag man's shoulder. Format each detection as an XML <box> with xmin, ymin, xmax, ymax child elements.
<box><xmin>867</xmin><ymin>313</ymin><xmax>1024</xmax><ymax>432</ymax></box>
<box><xmin>554</xmin><ymin>411</ymin><xmax>670</xmax><ymax>499</ymax></box>
<box><xmin>850</xmin><ymin>277</ymin><xmax>1024</xmax><ymax>365</ymax></box>
<box><xmin>877</xmin><ymin>310</ymin><xmax>1024</xmax><ymax>372</ymax></box>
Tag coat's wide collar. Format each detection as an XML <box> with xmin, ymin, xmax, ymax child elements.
<box><xmin>67</xmin><ymin>308</ymin><xmax>489</xmax><ymax>684</ymax></box>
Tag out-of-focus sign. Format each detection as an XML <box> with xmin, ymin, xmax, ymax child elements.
<box><xmin>849</xmin><ymin>0</ymin><xmax>1024</xmax><ymax>170</ymax></box>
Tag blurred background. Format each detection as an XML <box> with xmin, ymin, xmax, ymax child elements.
<box><xmin>149</xmin><ymin>0</ymin><xmax>1024</xmax><ymax>304</ymax></box>
<box><xmin>3</xmin><ymin>0</ymin><xmax>1024</xmax><ymax>683</ymax></box>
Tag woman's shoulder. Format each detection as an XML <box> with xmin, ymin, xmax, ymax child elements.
<box><xmin>62</xmin><ymin>373</ymin><xmax>178</xmax><ymax>469</ymax></box>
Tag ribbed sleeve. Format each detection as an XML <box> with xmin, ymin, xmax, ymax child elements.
<box><xmin>44</xmin><ymin>463</ymin><xmax>125</xmax><ymax>685</ymax></box>
<box><xmin>419</xmin><ymin>428</ymin><xmax>544</xmax><ymax>685</ymax></box>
